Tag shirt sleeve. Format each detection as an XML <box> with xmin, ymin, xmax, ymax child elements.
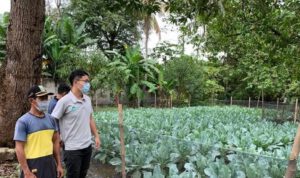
<box><xmin>13</xmin><ymin>120</ymin><xmax>27</xmax><ymax>142</ymax></box>
<box><xmin>51</xmin><ymin>99</ymin><xmax>65</xmax><ymax>120</ymax></box>
<box><xmin>49</xmin><ymin>115</ymin><xmax>59</xmax><ymax>132</ymax></box>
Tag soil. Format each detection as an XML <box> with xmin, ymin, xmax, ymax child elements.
<box><xmin>0</xmin><ymin>160</ymin><xmax>119</xmax><ymax>178</ymax></box>
<box><xmin>0</xmin><ymin>161</ymin><xmax>19</xmax><ymax>178</ymax></box>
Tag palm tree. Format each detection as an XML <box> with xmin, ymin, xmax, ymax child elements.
<box><xmin>139</xmin><ymin>0</ymin><xmax>162</xmax><ymax>58</ymax></box>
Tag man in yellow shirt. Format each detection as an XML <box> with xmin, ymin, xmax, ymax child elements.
<box><xmin>14</xmin><ymin>85</ymin><xmax>63</xmax><ymax>178</ymax></box>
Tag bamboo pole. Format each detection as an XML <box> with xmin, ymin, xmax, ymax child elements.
<box><xmin>118</xmin><ymin>104</ymin><xmax>126</xmax><ymax>178</ymax></box>
<box><xmin>294</xmin><ymin>99</ymin><xmax>298</xmax><ymax>124</ymax></box>
<box><xmin>285</xmin><ymin>124</ymin><xmax>300</xmax><ymax>178</ymax></box>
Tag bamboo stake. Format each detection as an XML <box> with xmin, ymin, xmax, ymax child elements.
<box><xmin>294</xmin><ymin>99</ymin><xmax>298</xmax><ymax>124</ymax></box>
<box><xmin>285</xmin><ymin>124</ymin><xmax>300</xmax><ymax>178</ymax></box>
<box><xmin>118</xmin><ymin>104</ymin><xmax>126</xmax><ymax>178</ymax></box>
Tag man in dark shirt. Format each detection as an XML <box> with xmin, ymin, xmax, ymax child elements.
<box><xmin>48</xmin><ymin>83</ymin><xmax>70</xmax><ymax>114</ymax></box>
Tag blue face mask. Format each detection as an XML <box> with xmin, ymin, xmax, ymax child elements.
<box><xmin>36</xmin><ymin>101</ymin><xmax>49</xmax><ymax>113</ymax></box>
<box><xmin>81</xmin><ymin>82</ymin><xmax>91</xmax><ymax>94</ymax></box>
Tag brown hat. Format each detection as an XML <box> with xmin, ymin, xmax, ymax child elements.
<box><xmin>27</xmin><ymin>85</ymin><xmax>54</xmax><ymax>98</ymax></box>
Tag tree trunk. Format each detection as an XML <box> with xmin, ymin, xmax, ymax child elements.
<box><xmin>0</xmin><ymin>0</ymin><xmax>45</xmax><ymax>147</ymax></box>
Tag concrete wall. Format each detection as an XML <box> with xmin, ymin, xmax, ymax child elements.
<box><xmin>41</xmin><ymin>78</ymin><xmax>113</xmax><ymax>105</ymax></box>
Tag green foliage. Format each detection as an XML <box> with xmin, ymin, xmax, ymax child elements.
<box><xmin>0</xmin><ymin>13</ymin><xmax>9</xmax><ymax>63</ymax></box>
<box><xmin>68</xmin><ymin>0</ymin><xmax>141</xmax><ymax>56</ymax></box>
<box><xmin>108</xmin><ymin>46</ymin><xmax>159</xmax><ymax>105</ymax></box>
<box><xmin>42</xmin><ymin>15</ymin><xmax>96</xmax><ymax>81</ymax></box>
<box><xmin>94</xmin><ymin>106</ymin><xmax>297</xmax><ymax>177</ymax></box>
<box><xmin>164</xmin><ymin>55</ymin><xmax>223</xmax><ymax>104</ymax></box>
<box><xmin>168</xmin><ymin>0</ymin><xmax>300</xmax><ymax>100</ymax></box>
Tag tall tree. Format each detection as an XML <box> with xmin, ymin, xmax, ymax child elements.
<box><xmin>0</xmin><ymin>0</ymin><xmax>45</xmax><ymax>147</ymax></box>
<box><xmin>141</xmin><ymin>0</ymin><xmax>161</xmax><ymax>57</ymax></box>
<box><xmin>69</xmin><ymin>0</ymin><xmax>141</xmax><ymax>57</ymax></box>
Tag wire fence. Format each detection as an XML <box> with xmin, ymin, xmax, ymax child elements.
<box><xmin>94</xmin><ymin>97</ymin><xmax>299</xmax><ymax>123</ymax></box>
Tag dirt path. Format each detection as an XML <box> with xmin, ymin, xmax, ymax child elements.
<box><xmin>0</xmin><ymin>160</ymin><xmax>118</xmax><ymax>178</ymax></box>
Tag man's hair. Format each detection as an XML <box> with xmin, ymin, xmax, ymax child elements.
<box><xmin>57</xmin><ymin>83</ymin><xmax>71</xmax><ymax>94</ymax></box>
<box><xmin>69</xmin><ymin>69</ymin><xmax>89</xmax><ymax>86</ymax></box>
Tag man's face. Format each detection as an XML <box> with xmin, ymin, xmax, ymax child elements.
<box><xmin>30</xmin><ymin>95</ymin><xmax>49</xmax><ymax>113</ymax></box>
<box><xmin>74</xmin><ymin>75</ymin><xmax>90</xmax><ymax>91</ymax></box>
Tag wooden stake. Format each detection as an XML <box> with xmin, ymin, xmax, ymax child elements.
<box><xmin>277</xmin><ymin>98</ymin><xmax>279</xmax><ymax>110</ymax></box>
<box><xmin>262</xmin><ymin>89</ymin><xmax>264</xmax><ymax>119</ymax></box>
<box><xmin>248</xmin><ymin>97</ymin><xmax>251</xmax><ymax>108</ymax></box>
<box><xmin>230</xmin><ymin>96</ymin><xmax>233</xmax><ymax>106</ymax></box>
<box><xmin>154</xmin><ymin>92</ymin><xmax>157</xmax><ymax>108</ymax></box>
<box><xmin>118</xmin><ymin>104</ymin><xmax>126</xmax><ymax>178</ymax></box>
<box><xmin>294</xmin><ymin>99</ymin><xmax>298</xmax><ymax>124</ymax></box>
<box><xmin>285</xmin><ymin>124</ymin><xmax>300</xmax><ymax>178</ymax></box>
<box><xmin>257</xmin><ymin>91</ymin><xmax>261</xmax><ymax>108</ymax></box>
<box><xmin>95</xmin><ymin>90</ymin><xmax>98</xmax><ymax>109</ymax></box>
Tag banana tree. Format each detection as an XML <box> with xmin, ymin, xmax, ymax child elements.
<box><xmin>42</xmin><ymin>16</ymin><xmax>96</xmax><ymax>82</ymax></box>
<box><xmin>108</xmin><ymin>46</ymin><xmax>159</xmax><ymax>107</ymax></box>
<box><xmin>152</xmin><ymin>67</ymin><xmax>176</xmax><ymax>107</ymax></box>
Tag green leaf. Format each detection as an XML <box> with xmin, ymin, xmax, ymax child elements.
<box><xmin>109</xmin><ymin>157</ymin><xmax>122</xmax><ymax>166</ymax></box>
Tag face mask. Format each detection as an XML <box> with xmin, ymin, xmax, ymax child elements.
<box><xmin>36</xmin><ymin>101</ymin><xmax>49</xmax><ymax>113</ymax></box>
<box><xmin>81</xmin><ymin>82</ymin><xmax>91</xmax><ymax>94</ymax></box>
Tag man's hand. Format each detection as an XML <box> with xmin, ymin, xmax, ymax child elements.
<box><xmin>95</xmin><ymin>136</ymin><xmax>101</xmax><ymax>150</ymax></box>
<box><xmin>57</xmin><ymin>165</ymin><xmax>64</xmax><ymax>178</ymax></box>
<box><xmin>24</xmin><ymin>171</ymin><xmax>37</xmax><ymax>178</ymax></box>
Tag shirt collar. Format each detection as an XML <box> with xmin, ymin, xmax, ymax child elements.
<box><xmin>70</xmin><ymin>91</ymin><xmax>86</xmax><ymax>103</ymax></box>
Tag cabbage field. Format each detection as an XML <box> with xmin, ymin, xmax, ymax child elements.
<box><xmin>94</xmin><ymin>106</ymin><xmax>299</xmax><ymax>178</ymax></box>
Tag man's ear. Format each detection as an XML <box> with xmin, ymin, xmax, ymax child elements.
<box><xmin>28</xmin><ymin>98</ymin><xmax>34</xmax><ymax>103</ymax></box>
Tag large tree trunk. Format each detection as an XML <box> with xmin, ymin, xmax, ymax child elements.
<box><xmin>0</xmin><ymin>0</ymin><xmax>45</xmax><ymax>147</ymax></box>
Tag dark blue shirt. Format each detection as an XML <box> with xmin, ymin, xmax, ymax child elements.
<box><xmin>48</xmin><ymin>97</ymin><xmax>58</xmax><ymax>114</ymax></box>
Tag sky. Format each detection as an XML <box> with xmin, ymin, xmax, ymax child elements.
<box><xmin>0</xmin><ymin>0</ymin><xmax>10</xmax><ymax>13</ymax></box>
<box><xmin>0</xmin><ymin>0</ymin><xmax>198</xmax><ymax>57</ymax></box>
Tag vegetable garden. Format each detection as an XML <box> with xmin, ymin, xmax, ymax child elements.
<box><xmin>94</xmin><ymin>106</ymin><xmax>299</xmax><ymax>177</ymax></box>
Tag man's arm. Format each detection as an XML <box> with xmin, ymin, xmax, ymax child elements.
<box><xmin>90</xmin><ymin>114</ymin><xmax>101</xmax><ymax>149</ymax></box>
<box><xmin>15</xmin><ymin>141</ymin><xmax>36</xmax><ymax>178</ymax></box>
<box><xmin>52</xmin><ymin>132</ymin><xmax>63</xmax><ymax>178</ymax></box>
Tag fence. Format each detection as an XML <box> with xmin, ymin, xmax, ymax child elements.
<box><xmin>95</xmin><ymin>97</ymin><xmax>299</xmax><ymax>123</ymax></box>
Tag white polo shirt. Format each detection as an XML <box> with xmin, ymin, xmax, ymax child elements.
<box><xmin>51</xmin><ymin>91</ymin><xmax>93</xmax><ymax>150</ymax></box>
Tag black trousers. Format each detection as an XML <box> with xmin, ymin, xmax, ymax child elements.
<box><xmin>20</xmin><ymin>155</ymin><xmax>56</xmax><ymax>178</ymax></box>
<box><xmin>63</xmin><ymin>145</ymin><xmax>92</xmax><ymax>178</ymax></box>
